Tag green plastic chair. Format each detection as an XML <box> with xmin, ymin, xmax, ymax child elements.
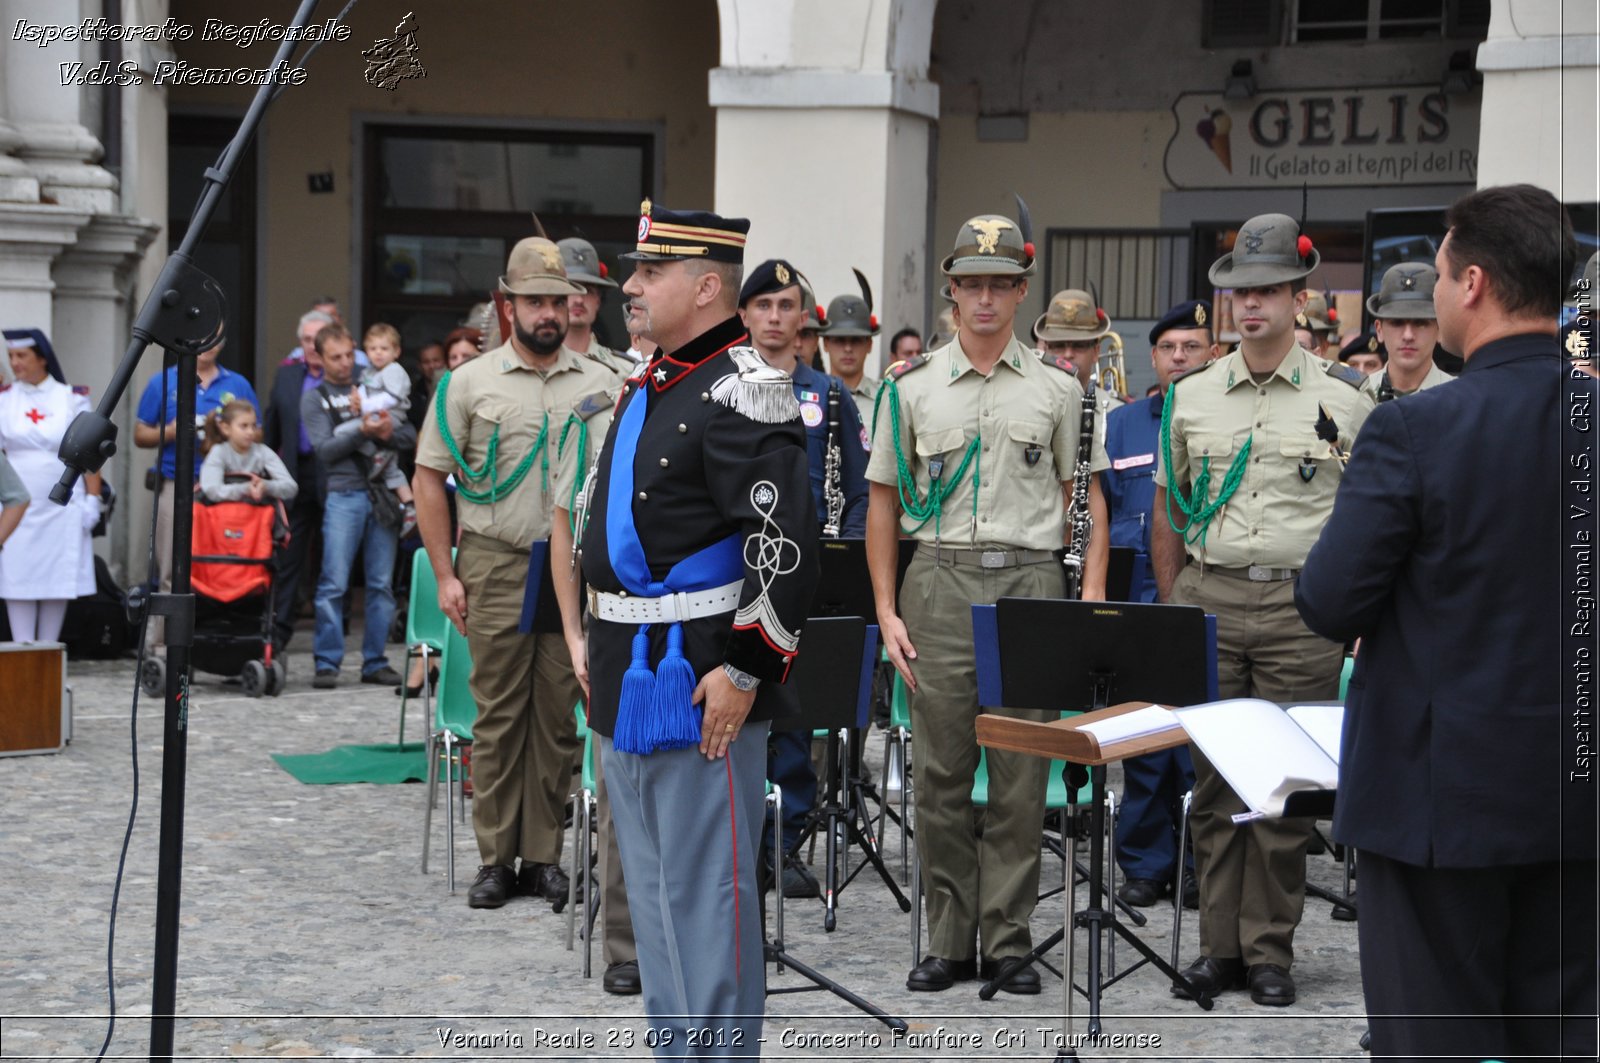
<box><xmin>567</xmin><ymin>727</ymin><xmax>598</xmax><ymax>967</ymax></box>
<box><xmin>397</xmin><ymin>547</ymin><xmax>455</xmax><ymax>745</ymax></box>
<box><xmin>421</xmin><ymin>622</ymin><xmax>476</xmax><ymax>893</ymax></box>
<box><xmin>1339</xmin><ymin>654</ymin><xmax>1355</xmax><ymax>700</ymax></box>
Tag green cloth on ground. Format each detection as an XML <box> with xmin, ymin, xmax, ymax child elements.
<box><xmin>272</xmin><ymin>742</ymin><xmax>427</xmax><ymax>784</ymax></box>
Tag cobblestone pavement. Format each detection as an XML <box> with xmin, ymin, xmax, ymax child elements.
<box><xmin>2</xmin><ymin>639</ymin><xmax>1369</xmax><ymax>1061</ymax></box>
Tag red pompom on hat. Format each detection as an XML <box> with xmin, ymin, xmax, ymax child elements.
<box><xmin>1326</xmin><ymin>307</ymin><xmax>1338</xmax><ymax>323</ymax></box>
<box><xmin>1023</xmin><ymin>241</ymin><xmax>1035</xmax><ymax>258</ymax></box>
<box><xmin>1297</xmin><ymin>235</ymin><xmax>1314</xmax><ymax>259</ymax></box>
<box><xmin>869</xmin><ymin>314</ymin><xmax>879</xmax><ymax>329</ymax></box>
<box><xmin>815</xmin><ymin>305</ymin><xmax>826</xmax><ymax>321</ymax></box>
<box><xmin>598</xmin><ymin>262</ymin><xmax>609</xmax><ymax>278</ymax></box>
<box><xmin>1096</xmin><ymin>308</ymin><xmax>1107</xmax><ymax>322</ymax></box>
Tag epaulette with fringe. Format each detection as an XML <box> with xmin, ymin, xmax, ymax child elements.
<box><xmin>710</xmin><ymin>347</ymin><xmax>800</xmax><ymax>424</ymax></box>
<box><xmin>886</xmin><ymin>353</ymin><xmax>927</xmax><ymax>380</ymax></box>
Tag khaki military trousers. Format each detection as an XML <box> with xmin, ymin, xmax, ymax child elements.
<box><xmin>457</xmin><ymin>532</ymin><xmax>582</xmax><ymax>868</ymax></box>
<box><xmin>901</xmin><ymin>549</ymin><xmax>1058</xmax><ymax>962</ymax></box>
<box><xmin>592</xmin><ymin>744</ymin><xmax>636</xmax><ymax>963</ymax></box>
<box><xmin>1172</xmin><ymin>564</ymin><xmax>1343</xmax><ymax>969</ymax></box>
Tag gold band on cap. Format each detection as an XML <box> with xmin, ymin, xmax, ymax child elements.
<box><xmin>646</xmin><ymin>221</ymin><xmax>748</xmax><ymax>249</ymax></box>
<box><xmin>634</xmin><ymin>242</ymin><xmax>711</xmax><ymax>257</ymax></box>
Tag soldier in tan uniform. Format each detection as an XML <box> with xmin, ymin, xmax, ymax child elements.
<box><xmin>557</xmin><ymin>237</ymin><xmax>637</xmax><ymax>376</ymax></box>
<box><xmin>1152</xmin><ymin>214</ymin><xmax>1373</xmax><ymax>1007</ymax></box>
<box><xmin>1033</xmin><ymin>288</ymin><xmax>1126</xmax><ymax>448</ymax></box>
<box><xmin>1362</xmin><ymin>262</ymin><xmax>1455</xmax><ymax>402</ymax></box>
<box><xmin>414</xmin><ymin>237</ymin><xmax>624</xmax><ymax>909</ymax></box>
<box><xmin>867</xmin><ymin>213</ymin><xmax>1110</xmax><ymax>995</ymax></box>
<box><xmin>1294</xmin><ymin>290</ymin><xmax>1337</xmax><ymax>359</ymax></box>
<box><xmin>822</xmin><ymin>274</ymin><xmax>881</xmax><ymax>424</ymax></box>
<box><xmin>548</xmin><ymin>379</ymin><xmax>641</xmax><ymax>995</ymax></box>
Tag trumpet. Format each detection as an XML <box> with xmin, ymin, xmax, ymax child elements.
<box><xmin>1098</xmin><ymin>331</ymin><xmax>1127</xmax><ymax>399</ymax></box>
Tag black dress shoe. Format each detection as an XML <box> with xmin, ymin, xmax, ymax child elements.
<box><xmin>517</xmin><ymin>861</ymin><xmax>571</xmax><ymax>901</ymax></box>
<box><xmin>781</xmin><ymin>860</ymin><xmax>820</xmax><ymax>899</ymax></box>
<box><xmin>467</xmin><ymin>865</ymin><xmax>516</xmax><ymax>909</ymax></box>
<box><xmin>1116</xmin><ymin>877</ymin><xmax>1165</xmax><ymax>907</ymax></box>
<box><xmin>980</xmin><ymin>957</ymin><xmax>1042</xmax><ymax>995</ymax></box>
<box><xmin>1181</xmin><ymin>875</ymin><xmax>1200</xmax><ymax>909</ymax></box>
<box><xmin>362</xmin><ymin>665</ymin><xmax>404</xmax><ymax>686</ymax></box>
<box><xmin>906</xmin><ymin>955</ymin><xmax>977</xmax><ymax>992</ymax></box>
<box><xmin>1171</xmin><ymin>954</ymin><xmax>1246</xmax><ymax>1000</ymax></box>
<box><xmin>603</xmin><ymin>960</ymin><xmax>642</xmax><ymax>995</ymax></box>
<box><xmin>1248</xmin><ymin>963</ymin><xmax>1296</xmax><ymax>1005</ymax></box>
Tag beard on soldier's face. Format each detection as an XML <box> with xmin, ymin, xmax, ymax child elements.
<box><xmin>516</xmin><ymin>317</ymin><xmax>566</xmax><ymax>356</ymax></box>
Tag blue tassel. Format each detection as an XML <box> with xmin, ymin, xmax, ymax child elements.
<box><xmin>612</xmin><ymin>625</ymin><xmax>657</xmax><ymax>754</ymax></box>
<box><xmin>649</xmin><ymin>623</ymin><xmax>702</xmax><ymax>751</ymax></box>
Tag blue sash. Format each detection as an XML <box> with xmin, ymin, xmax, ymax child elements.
<box><xmin>606</xmin><ymin>384</ymin><xmax>742</xmax><ymax>753</ymax></box>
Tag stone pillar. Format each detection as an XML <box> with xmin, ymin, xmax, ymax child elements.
<box><xmin>0</xmin><ymin>33</ymin><xmax>43</xmax><ymax>203</ymax></box>
<box><xmin>710</xmin><ymin>0</ymin><xmax>939</xmax><ymax>370</ymax></box>
<box><xmin>3</xmin><ymin>0</ymin><xmax>119</xmax><ymax>212</ymax></box>
<box><xmin>0</xmin><ymin>204</ymin><xmax>89</xmax><ymax>338</ymax></box>
<box><xmin>51</xmin><ymin>214</ymin><xmax>160</xmax><ymax>395</ymax></box>
<box><xmin>1475</xmin><ymin>1</ymin><xmax>1599</xmax><ymax>201</ymax></box>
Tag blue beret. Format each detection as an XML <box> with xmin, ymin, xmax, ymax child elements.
<box><xmin>1148</xmin><ymin>300</ymin><xmax>1212</xmax><ymax>345</ymax></box>
<box><xmin>1338</xmin><ymin>329</ymin><xmax>1386</xmax><ymax>362</ymax></box>
<box><xmin>738</xmin><ymin>259</ymin><xmax>803</xmax><ymax>308</ymax></box>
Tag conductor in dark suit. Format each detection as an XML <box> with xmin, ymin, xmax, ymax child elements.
<box><xmin>1296</xmin><ymin>184</ymin><xmax>1598</xmax><ymax>1063</ymax></box>
<box><xmin>263</xmin><ymin>337</ymin><xmax>326</xmax><ymax>650</ymax></box>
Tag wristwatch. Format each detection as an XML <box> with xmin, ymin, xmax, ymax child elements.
<box><xmin>722</xmin><ymin>663</ymin><xmax>760</xmax><ymax>692</ymax></box>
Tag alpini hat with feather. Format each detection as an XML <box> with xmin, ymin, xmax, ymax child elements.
<box><xmin>941</xmin><ymin>193</ymin><xmax>1038</xmax><ymax>277</ymax></box>
<box><xmin>1209</xmin><ymin>212</ymin><xmax>1320</xmax><ymax>288</ymax></box>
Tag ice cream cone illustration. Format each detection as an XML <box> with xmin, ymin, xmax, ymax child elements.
<box><xmin>1209</xmin><ymin>111</ymin><xmax>1233</xmax><ymax>172</ymax></box>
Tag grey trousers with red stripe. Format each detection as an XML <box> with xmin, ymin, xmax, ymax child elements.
<box><xmin>601</xmin><ymin>725</ymin><xmax>769</xmax><ymax>1060</ymax></box>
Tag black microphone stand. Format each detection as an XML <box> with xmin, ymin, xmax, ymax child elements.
<box><xmin>47</xmin><ymin>5</ymin><xmax>325</xmax><ymax>1060</ymax></box>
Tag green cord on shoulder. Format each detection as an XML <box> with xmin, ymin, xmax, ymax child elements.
<box><xmin>557</xmin><ymin>413</ymin><xmax>589</xmax><ymax>537</ymax></box>
<box><xmin>1159</xmin><ymin>381</ymin><xmax>1252</xmax><ymax>549</ymax></box>
<box><xmin>875</xmin><ymin>376</ymin><xmax>982</xmax><ymax>536</ymax></box>
<box><xmin>432</xmin><ymin>370</ymin><xmax>548</xmax><ymax>505</ymax></box>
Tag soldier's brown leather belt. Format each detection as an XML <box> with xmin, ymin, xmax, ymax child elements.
<box><xmin>920</xmin><ymin>544</ymin><xmax>1057</xmax><ymax>569</ymax></box>
<box><xmin>1208</xmin><ymin>564</ymin><xmax>1299</xmax><ymax>582</ymax></box>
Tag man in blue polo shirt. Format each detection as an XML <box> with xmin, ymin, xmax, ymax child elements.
<box><xmin>134</xmin><ymin>337</ymin><xmax>260</xmax><ymax>645</ymax></box>
<box><xmin>1102</xmin><ymin>299</ymin><xmax>1214</xmax><ymax>908</ymax></box>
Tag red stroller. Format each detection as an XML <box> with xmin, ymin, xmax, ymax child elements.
<box><xmin>139</xmin><ymin>494</ymin><xmax>290</xmax><ymax>698</ymax></box>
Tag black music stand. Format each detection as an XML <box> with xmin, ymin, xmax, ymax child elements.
<box><xmin>778</xmin><ymin>612</ymin><xmax>913</xmax><ymax>929</ymax></box>
<box><xmin>764</xmin><ymin>616</ymin><xmax>906</xmax><ymax>1034</ymax></box>
<box><xmin>986</xmin><ymin>597</ymin><xmax>1213</xmax><ymax>1054</ymax></box>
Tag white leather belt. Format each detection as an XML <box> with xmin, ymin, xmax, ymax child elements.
<box><xmin>587</xmin><ymin>580</ymin><xmax>745</xmax><ymax>624</ymax></box>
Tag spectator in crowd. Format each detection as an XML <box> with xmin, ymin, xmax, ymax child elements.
<box><xmin>300</xmin><ymin>324</ymin><xmax>411</xmax><ymax>688</ymax></box>
<box><xmin>355</xmin><ymin>323</ymin><xmax>415</xmax><ymax>531</ymax></box>
<box><xmin>889</xmin><ymin>326</ymin><xmax>923</xmax><ymax>362</ymax></box>
<box><xmin>409</xmin><ymin>339</ymin><xmax>448</xmax><ymax>434</ymax></box>
<box><xmin>1339</xmin><ymin>331</ymin><xmax>1387</xmax><ymax>377</ymax></box>
<box><xmin>0</xmin><ymin>329</ymin><xmax>102</xmax><ymax>643</ymax></box>
<box><xmin>445</xmin><ymin>327</ymin><xmax>482</xmax><ymax>371</ymax></box>
<box><xmin>283</xmin><ymin>297</ymin><xmax>367</xmax><ymax>367</ymax></box>
<box><xmin>134</xmin><ymin>335</ymin><xmax>259</xmax><ymax>645</ymax></box>
<box><xmin>198</xmin><ymin>399</ymin><xmax>298</xmax><ymax>505</ymax></box>
<box><xmin>0</xmin><ymin>451</ymin><xmax>30</xmax><ymax>552</ymax></box>
<box><xmin>265</xmin><ymin>314</ymin><xmax>332</xmax><ymax>652</ymax></box>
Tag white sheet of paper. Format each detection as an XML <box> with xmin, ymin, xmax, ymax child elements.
<box><xmin>1076</xmin><ymin>704</ymin><xmax>1181</xmax><ymax>746</ymax></box>
<box><xmin>1173</xmin><ymin>698</ymin><xmax>1338</xmax><ymax>818</ymax></box>
<box><xmin>1285</xmin><ymin>704</ymin><xmax>1344</xmax><ymax>767</ymax></box>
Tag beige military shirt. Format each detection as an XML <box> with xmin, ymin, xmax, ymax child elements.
<box><xmin>416</xmin><ymin>342</ymin><xmax>622</xmax><ymax>549</ymax></box>
<box><xmin>549</xmin><ymin>383</ymin><xmax>620</xmax><ymax>525</ymax></box>
<box><xmin>1359</xmin><ymin>361</ymin><xmax>1454</xmax><ymax>400</ymax></box>
<box><xmin>570</xmin><ymin>334</ymin><xmax>638</xmax><ymax>377</ymax></box>
<box><xmin>867</xmin><ymin>334</ymin><xmax>1110</xmax><ymax>551</ymax></box>
<box><xmin>1155</xmin><ymin>343</ymin><xmax>1374</xmax><ymax>569</ymax></box>
<box><xmin>849</xmin><ymin>376</ymin><xmax>880</xmax><ymax>429</ymax></box>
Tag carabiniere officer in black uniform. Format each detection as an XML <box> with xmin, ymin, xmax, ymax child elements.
<box><xmin>576</xmin><ymin>201</ymin><xmax>819</xmax><ymax>1055</ymax></box>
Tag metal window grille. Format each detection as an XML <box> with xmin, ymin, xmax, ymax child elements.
<box><xmin>1042</xmin><ymin>228</ymin><xmax>1194</xmax><ymax>320</ymax></box>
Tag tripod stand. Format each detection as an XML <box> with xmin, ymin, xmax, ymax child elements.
<box><xmin>975</xmin><ymin>597</ymin><xmax>1218</xmax><ymax>1058</ymax></box>
<box><xmin>764</xmin><ymin>616</ymin><xmax>906</xmax><ymax>1032</ymax></box>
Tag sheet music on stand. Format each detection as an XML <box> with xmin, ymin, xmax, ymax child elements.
<box><xmin>1172</xmin><ymin>699</ymin><xmax>1344</xmax><ymax>822</ymax></box>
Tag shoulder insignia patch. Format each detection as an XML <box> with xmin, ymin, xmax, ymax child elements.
<box><xmin>709</xmin><ymin>346</ymin><xmax>801</xmax><ymax>424</ymax></box>
<box><xmin>72</xmin><ymin>385</ymin><xmax>91</xmax><ymax>396</ymax></box>
<box><xmin>1328</xmin><ymin>364</ymin><xmax>1365</xmax><ymax>388</ymax></box>
<box><xmin>886</xmin><ymin>353</ymin><xmax>927</xmax><ymax>380</ymax></box>
<box><xmin>1041</xmin><ymin>353</ymin><xmax>1077</xmax><ymax>376</ymax></box>
<box><xmin>572</xmin><ymin>388</ymin><xmax>616</xmax><ymax>421</ymax></box>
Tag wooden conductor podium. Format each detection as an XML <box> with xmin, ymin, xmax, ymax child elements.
<box><xmin>0</xmin><ymin>642</ymin><xmax>69</xmax><ymax>757</ymax></box>
<box><xmin>977</xmin><ymin>701</ymin><xmax>1189</xmax><ymax>765</ymax></box>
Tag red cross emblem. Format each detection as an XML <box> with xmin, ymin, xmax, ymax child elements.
<box><xmin>25</xmin><ymin>407</ymin><xmax>46</xmax><ymax>424</ymax></box>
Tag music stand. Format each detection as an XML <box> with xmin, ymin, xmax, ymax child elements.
<box><xmin>811</xmin><ymin>537</ymin><xmax>913</xmax><ymax>618</ymax></box>
<box><xmin>765</xmin><ymin>616</ymin><xmax>906</xmax><ymax>1034</ymax></box>
<box><xmin>982</xmin><ymin>597</ymin><xmax>1215</xmax><ymax>1054</ymax></box>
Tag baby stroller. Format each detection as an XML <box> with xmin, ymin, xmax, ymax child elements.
<box><xmin>139</xmin><ymin>489</ymin><xmax>290</xmax><ymax>698</ymax></box>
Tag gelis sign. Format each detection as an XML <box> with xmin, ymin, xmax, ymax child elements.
<box><xmin>1164</xmin><ymin>86</ymin><xmax>1478</xmax><ymax>189</ymax></box>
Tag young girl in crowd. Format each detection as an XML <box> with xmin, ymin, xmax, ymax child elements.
<box><xmin>199</xmin><ymin>400</ymin><xmax>299</xmax><ymax>504</ymax></box>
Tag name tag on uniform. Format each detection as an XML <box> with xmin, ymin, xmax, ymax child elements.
<box><xmin>1112</xmin><ymin>452</ymin><xmax>1155</xmax><ymax>471</ymax></box>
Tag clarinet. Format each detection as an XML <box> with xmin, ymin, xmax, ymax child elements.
<box><xmin>822</xmin><ymin>380</ymin><xmax>845</xmax><ymax>538</ymax></box>
<box><xmin>1061</xmin><ymin>380</ymin><xmax>1097</xmax><ymax>599</ymax></box>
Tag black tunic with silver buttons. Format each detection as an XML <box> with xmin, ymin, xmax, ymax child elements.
<box><xmin>579</xmin><ymin>315</ymin><xmax>819</xmax><ymax>736</ymax></box>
